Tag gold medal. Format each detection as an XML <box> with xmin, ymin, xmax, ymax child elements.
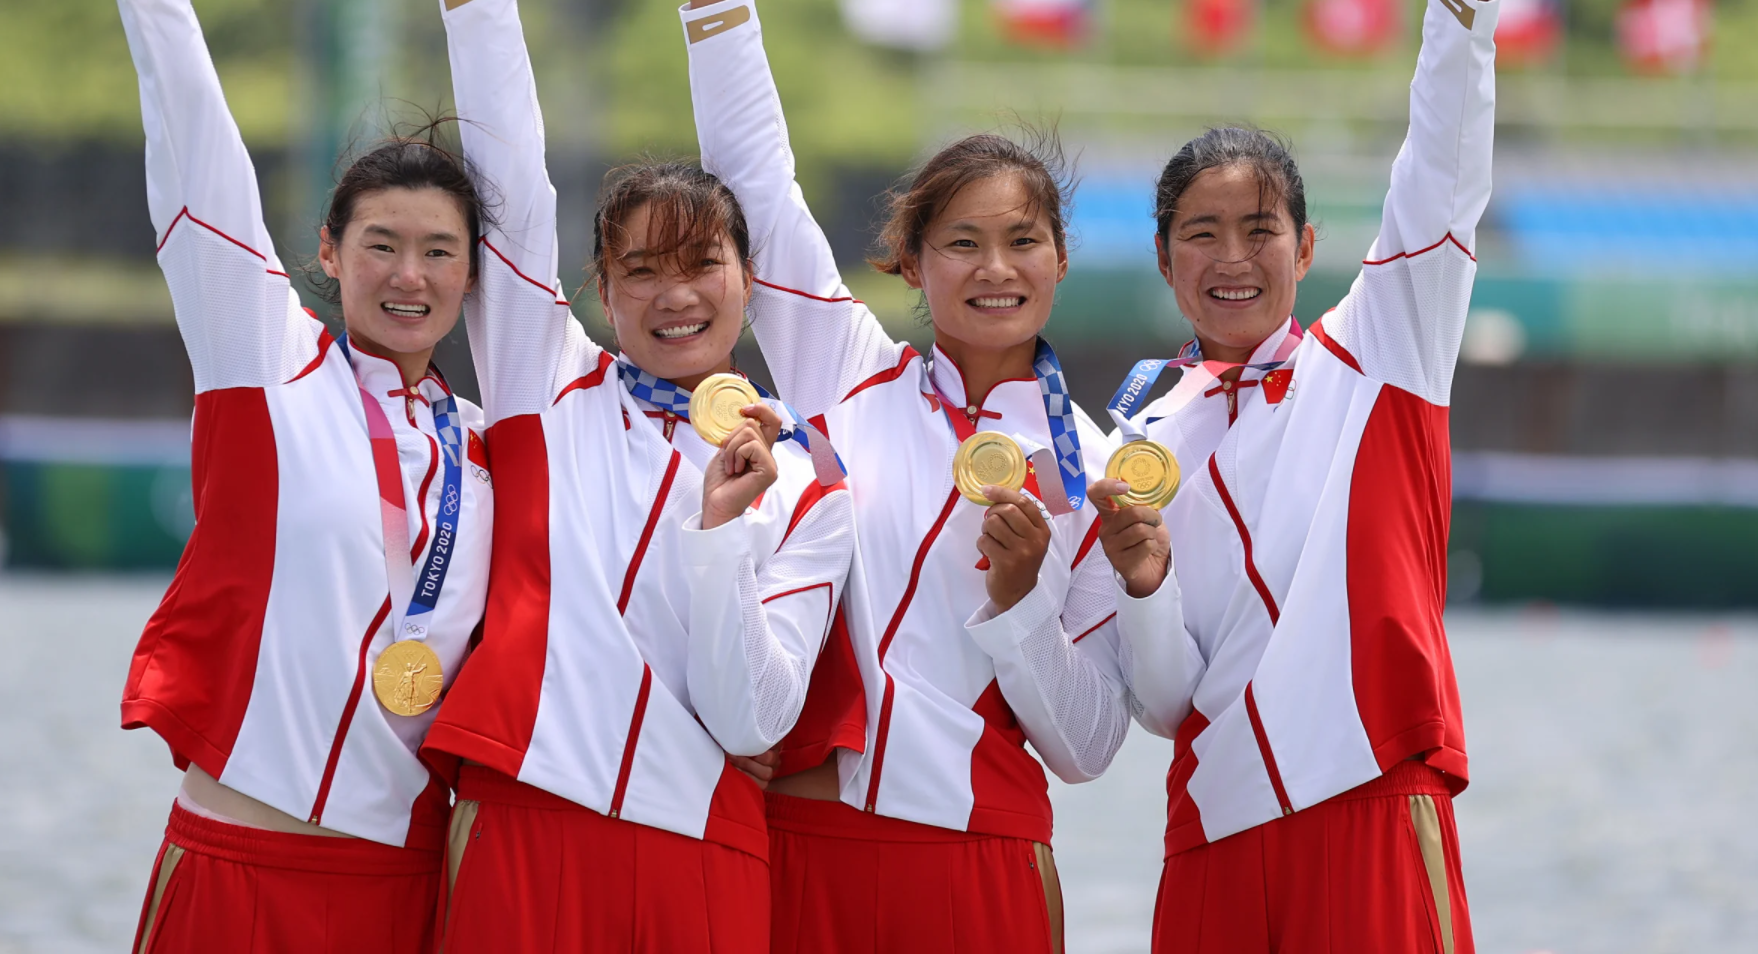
<box><xmin>1104</xmin><ymin>439</ymin><xmax>1180</xmax><ymax>510</ymax></box>
<box><xmin>373</xmin><ymin>640</ymin><xmax>445</xmax><ymax>717</ymax></box>
<box><xmin>953</xmin><ymin>431</ymin><xmax>1028</xmax><ymax>506</ymax></box>
<box><xmin>688</xmin><ymin>373</ymin><xmax>761</xmax><ymax>446</ymax></box>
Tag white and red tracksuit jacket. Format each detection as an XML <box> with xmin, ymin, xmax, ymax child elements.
<box><xmin>684</xmin><ymin>0</ymin><xmax>1131</xmax><ymax>847</ymax></box>
<box><xmin>1116</xmin><ymin>0</ymin><xmax>1498</xmax><ymax>857</ymax></box>
<box><xmin>116</xmin><ymin>0</ymin><xmax>494</xmax><ymax>849</ymax></box>
<box><xmin>420</xmin><ymin>0</ymin><xmax>854</xmax><ymax>860</ymax></box>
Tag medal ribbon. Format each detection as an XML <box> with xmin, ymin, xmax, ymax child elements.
<box><xmin>1107</xmin><ymin>326</ymin><xmax>1303</xmax><ymax>439</ymax></box>
<box><xmin>338</xmin><ymin>336</ymin><xmax>466</xmax><ymax>643</ymax></box>
<box><xmin>617</xmin><ymin>357</ymin><xmax>846</xmax><ymax>487</ymax></box>
<box><xmin>924</xmin><ymin>337</ymin><xmax>1086</xmax><ymax>513</ymax></box>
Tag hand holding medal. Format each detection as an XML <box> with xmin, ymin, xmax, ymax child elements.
<box><xmin>698</xmin><ymin>374</ymin><xmax>782</xmax><ymax>530</ymax></box>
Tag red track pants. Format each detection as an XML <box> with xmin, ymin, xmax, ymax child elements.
<box><xmin>765</xmin><ymin>792</ymin><xmax>1063</xmax><ymax>954</ymax></box>
<box><xmin>131</xmin><ymin>803</ymin><xmax>443</xmax><ymax>954</ymax></box>
<box><xmin>439</xmin><ymin>766</ymin><xmax>769</xmax><ymax>954</ymax></box>
<box><xmin>1153</xmin><ymin>760</ymin><xmax>1473</xmax><ymax>953</ymax></box>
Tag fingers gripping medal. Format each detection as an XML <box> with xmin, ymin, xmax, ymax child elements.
<box><xmin>1105</xmin><ymin>358</ymin><xmax>1190</xmax><ymax>510</ymax></box>
<box><xmin>1105</xmin><ymin>439</ymin><xmax>1181</xmax><ymax>509</ymax></box>
<box><xmin>689</xmin><ymin>373</ymin><xmax>762</xmax><ymax>446</ymax></box>
<box><xmin>953</xmin><ymin>431</ymin><xmax>1028</xmax><ymax>506</ymax></box>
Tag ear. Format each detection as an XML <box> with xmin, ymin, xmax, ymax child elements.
<box><xmin>1293</xmin><ymin>222</ymin><xmax>1316</xmax><ymax>282</ymax></box>
<box><xmin>1054</xmin><ymin>240</ymin><xmax>1069</xmax><ymax>284</ymax></box>
<box><xmin>898</xmin><ymin>251</ymin><xmax>924</xmax><ymax>291</ymax></box>
<box><xmin>318</xmin><ymin>226</ymin><xmax>342</xmax><ymax>280</ymax></box>
<box><xmin>1155</xmin><ymin>232</ymin><xmax>1174</xmax><ymax>288</ymax></box>
<box><xmin>742</xmin><ymin>260</ymin><xmax>755</xmax><ymax>306</ymax></box>
<box><xmin>597</xmin><ymin>275</ymin><xmax>611</xmax><ymax>315</ymax></box>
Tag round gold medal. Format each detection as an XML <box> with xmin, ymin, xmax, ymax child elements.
<box><xmin>688</xmin><ymin>373</ymin><xmax>761</xmax><ymax>446</ymax></box>
<box><xmin>1104</xmin><ymin>439</ymin><xmax>1181</xmax><ymax>510</ymax></box>
<box><xmin>953</xmin><ymin>431</ymin><xmax>1028</xmax><ymax>506</ymax></box>
<box><xmin>373</xmin><ymin>640</ymin><xmax>445</xmax><ymax>717</ymax></box>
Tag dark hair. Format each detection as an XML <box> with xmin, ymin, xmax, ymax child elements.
<box><xmin>591</xmin><ymin>160</ymin><xmax>752</xmax><ymax>288</ymax></box>
<box><xmin>869</xmin><ymin>129</ymin><xmax>1074</xmax><ymax>276</ymax></box>
<box><xmin>310</xmin><ymin>118</ymin><xmax>487</xmax><ymax>306</ymax></box>
<box><xmin>1154</xmin><ymin>126</ymin><xmax>1307</xmax><ymax>240</ymax></box>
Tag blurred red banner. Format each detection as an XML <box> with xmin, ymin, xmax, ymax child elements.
<box><xmin>1618</xmin><ymin>0</ymin><xmax>1712</xmax><ymax>74</ymax></box>
<box><xmin>994</xmin><ymin>0</ymin><xmax>1092</xmax><ymax>48</ymax></box>
<box><xmin>1186</xmin><ymin>0</ymin><xmax>1257</xmax><ymax>55</ymax></box>
<box><xmin>1495</xmin><ymin>0</ymin><xmax>1564</xmax><ymax>65</ymax></box>
<box><xmin>1304</xmin><ymin>0</ymin><xmax>1399</xmax><ymax>56</ymax></box>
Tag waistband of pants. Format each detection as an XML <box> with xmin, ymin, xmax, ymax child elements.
<box><xmin>765</xmin><ymin>792</ymin><xmax>1021</xmax><ymax>845</ymax></box>
<box><xmin>165</xmin><ymin>802</ymin><xmax>442</xmax><ymax>876</ymax></box>
<box><xmin>1328</xmin><ymin>759</ymin><xmax>1454</xmax><ymax>802</ymax></box>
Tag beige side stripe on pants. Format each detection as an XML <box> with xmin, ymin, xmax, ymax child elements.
<box><xmin>1033</xmin><ymin>841</ymin><xmax>1065</xmax><ymax>954</ymax></box>
<box><xmin>446</xmin><ymin>800</ymin><xmax>481</xmax><ymax>897</ymax></box>
<box><xmin>1408</xmin><ymin>794</ymin><xmax>1454</xmax><ymax>954</ymax></box>
<box><xmin>136</xmin><ymin>843</ymin><xmax>186</xmax><ymax>954</ymax></box>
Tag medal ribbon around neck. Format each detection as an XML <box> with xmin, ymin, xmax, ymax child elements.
<box><xmin>337</xmin><ymin>336</ymin><xmax>464</xmax><ymax>716</ymax></box>
<box><xmin>1108</xmin><ymin>326</ymin><xmax>1304</xmax><ymax>439</ymax></box>
<box><xmin>925</xmin><ymin>337</ymin><xmax>1086</xmax><ymax>514</ymax></box>
<box><xmin>616</xmin><ymin>357</ymin><xmax>846</xmax><ymax>487</ymax></box>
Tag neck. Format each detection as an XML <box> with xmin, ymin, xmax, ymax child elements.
<box><xmin>932</xmin><ymin>332</ymin><xmax>1038</xmax><ymax>405</ymax></box>
<box><xmin>670</xmin><ymin>358</ymin><xmax>736</xmax><ymax>394</ymax></box>
<box><xmin>348</xmin><ymin>332</ymin><xmax>433</xmax><ymax>388</ymax></box>
<box><xmin>1195</xmin><ymin>334</ymin><xmax>1255</xmax><ymax>366</ymax></box>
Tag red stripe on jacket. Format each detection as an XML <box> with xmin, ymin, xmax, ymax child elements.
<box><xmin>122</xmin><ymin>389</ymin><xmax>279</xmax><ymax>777</ymax></box>
<box><xmin>419</xmin><ymin>414</ymin><xmax>552</xmax><ymax>785</ymax></box>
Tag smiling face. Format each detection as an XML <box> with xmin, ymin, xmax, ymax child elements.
<box><xmin>598</xmin><ymin>200</ymin><xmax>751</xmax><ymax>391</ymax></box>
<box><xmin>318</xmin><ymin>186</ymin><xmax>473</xmax><ymax>368</ymax></box>
<box><xmin>899</xmin><ymin>172</ymin><xmax>1068</xmax><ymax>357</ymax></box>
<box><xmin>1158</xmin><ymin>164</ymin><xmax>1315</xmax><ymax>364</ymax></box>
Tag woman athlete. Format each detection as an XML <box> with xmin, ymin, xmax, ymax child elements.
<box><xmin>419</xmin><ymin>1</ymin><xmax>854</xmax><ymax>951</ymax></box>
<box><xmin>118</xmin><ymin>1</ymin><xmax>493</xmax><ymax>951</ymax></box>
<box><xmin>682</xmin><ymin>1</ymin><xmax>1152</xmax><ymax>950</ymax></box>
<box><xmin>1098</xmin><ymin>0</ymin><xmax>1500</xmax><ymax>949</ymax></box>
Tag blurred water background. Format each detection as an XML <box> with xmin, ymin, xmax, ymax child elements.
<box><xmin>3</xmin><ymin>0</ymin><xmax>1757</xmax><ymax>950</ymax></box>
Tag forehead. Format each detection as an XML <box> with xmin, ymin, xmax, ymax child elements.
<box><xmin>350</xmin><ymin>186</ymin><xmax>468</xmax><ymax>234</ymax></box>
<box><xmin>932</xmin><ymin>172</ymin><xmax>1049</xmax><ymax>230</ymax></box>
<box><xmin>1174</xmin><ymin>164</ymin><xmax>1289</xmax><ymax>223</ymax></box>
<box><xmin>610</xmin><ymin>199</ymin><xmax>736</xmax><ymax>255</ymax></box>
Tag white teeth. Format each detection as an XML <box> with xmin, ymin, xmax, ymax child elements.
<box><xmin>1209</xmin><ymin>288</ymin><xmax>1261</xmax><ymax>301</ymax></box>
<box><xmin>970</xmin><ymin>297</ymin><xmax>1024</xmax><ymax>309</ymax></box>
<box><xmin>383</xmin><ymin>303</ymin><xmax>430</xmax><ymax>317</ymax></box>
<box><xmin>654</xmin><ymin>322</ymin><xmax>710</xmax><ymax>339</ymax></box>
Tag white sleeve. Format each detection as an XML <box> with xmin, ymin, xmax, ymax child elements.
<box><xmin>118</xmin><ymin>0</ymin><xmax>314</xmax><ymax>393</ymax></box>
<box><xmin>1112</xmin><ymin>566</ymin><xmax>1204</xmax><ymax>740</ymax></box>
<box><xmin>682</xmin><ymin>489</ymin><xmax>855</xmax><ymax>757</ymax></box>
<box><xmin>681</xmin><ymin>0</ymin><xmax>905</xmax><ymax>418</ymax></box>
<box><xmin>965</xmin><ymin>542</ymin><xmax>1131</xmax><ymax>784</ymax></box>
<box><xmin>1321</xmin><ymin>0</ymin><xmax>1498</xmax><ymax>407</ymax></box>
<box><xmin>442</xmin><ymin>0</ymin><xmax>597</xmax><ymax>424</ymax></box>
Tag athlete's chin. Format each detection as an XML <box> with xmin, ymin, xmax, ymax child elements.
<box><xmin>935</xmin><ymin>310</ymin><xmax>1046</xmax><ymax>353</ymax></box>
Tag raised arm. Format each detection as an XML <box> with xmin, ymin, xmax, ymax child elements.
<box><xmin>442</xmin><ymin>0</ymin><xmax>594</xmax><ymax>424</ymax></box>
<box><xmin>966</xmin><ymin>534</ymin><xmax>1132</xmax><ymax>784</ymax></box>
<box><xmin>119</xmin><ymin>0</ymin><xmax>314</xmax><ymax>392</ymax></box>
<box><xmin>683</xmin><ymin>490</ymin><xmax>856</xmax><ymax>756</ymax></box>
<box><xmin>1322</xmin><ymin>0</ymin><xmax>1498</xmax><ymax>406</ymax></box>
<box><xmin>681</xmin><ymin>0</ymin><xmax>905</xmax><ymax>418</ymax></box>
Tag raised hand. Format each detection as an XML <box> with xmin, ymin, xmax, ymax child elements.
<box><xmin>976</xmin><ymin>485</ymin><xmax>1052</xmax><ymax>612</ymax></box>
<box><xmin>701</xmin><ymin>403</ymin><xmax>783</xmax><ymax>530</ymax></box>
<box><xmin>1090</xmin><ymin>477</ymin><xmax>1171</xmax><ymax>599</ymax></box>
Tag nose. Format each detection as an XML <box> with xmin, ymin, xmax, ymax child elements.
<box><xmin>389</xmin><ymin>251</ymin><xmax>425</xmax><ymax>291</ymax></box>
<box><xmin>972</xmin><ymin>243</ymin><xmax>1016</xmax><ymax>283</ymax></box>
<box><xmin>653</xmin><ymin>274</ymin><xmax>700</xmax><ymax>311</ymax></box>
